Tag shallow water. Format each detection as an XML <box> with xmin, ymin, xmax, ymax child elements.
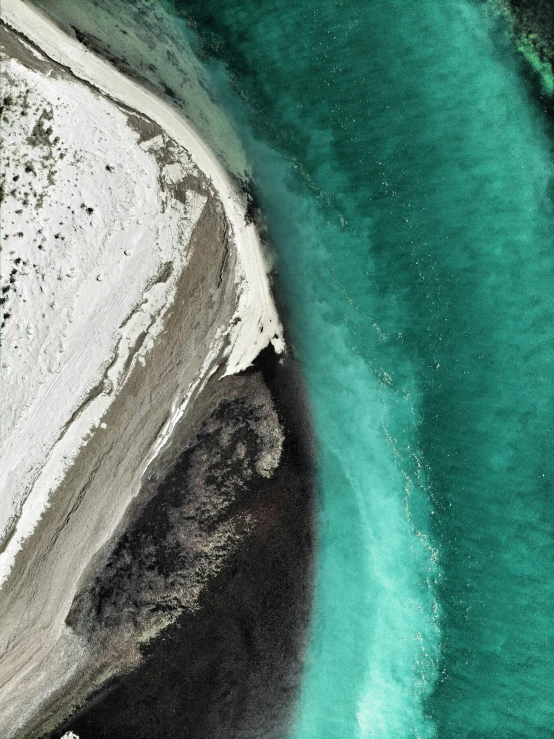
<box><xmin>28</xmin><ymin>0</ymin><xmax>554</xmax><ymax>735</ymax></box>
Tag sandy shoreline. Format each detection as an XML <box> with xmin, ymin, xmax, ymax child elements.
<box><xmin>0</xmin><ymin>2</ymin><xmax>288</xmax><ymax>735</ymax></box>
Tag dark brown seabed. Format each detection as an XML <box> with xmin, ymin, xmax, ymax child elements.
<box><xmin>45</xmin><ymin>346</ymin><xmax>315</xmax><ymax>739</ymax></box>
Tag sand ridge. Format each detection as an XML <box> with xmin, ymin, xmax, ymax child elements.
<box><xmin>0</xmin><ymin>4</ymin><xmax>285</xmax><ymax>735</ymax></box>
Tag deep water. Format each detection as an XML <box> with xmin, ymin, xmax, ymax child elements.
<box><xmin>169</xmin><ymin>1</ymin><xmax>554</xmax><ymax>737</ymax></box>
<box><xmin>27</xmin><ymin>0</ymin><xmax>554</xmax><ymax>736</ymax></box>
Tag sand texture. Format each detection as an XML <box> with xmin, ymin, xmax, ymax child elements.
<box><xmin>0</xmin><ymin>6</ymin><xmax>308</xmax><ymax>737</ymax></box>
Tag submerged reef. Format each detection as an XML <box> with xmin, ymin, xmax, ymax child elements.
<box><xmin>47</xmin><ymin>348</ymin><xmax>314</xmax><ymax>739</ymax></box>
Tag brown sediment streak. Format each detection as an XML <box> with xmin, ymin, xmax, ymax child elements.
<box><xmin>0</xmin><ymin>160</ymin><xmax>238</xmax><ymax>737</ymax></box>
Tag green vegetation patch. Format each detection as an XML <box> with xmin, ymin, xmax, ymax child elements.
<box><xmin>499</xmin><ymin>0</ymin><xmax>554</xmax><ymax>95</ymax></box>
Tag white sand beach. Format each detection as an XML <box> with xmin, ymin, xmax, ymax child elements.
<box><xmin>0</xmin><ymin>1</ymin><xmax>283</xmax><ymax>734</ymax></box>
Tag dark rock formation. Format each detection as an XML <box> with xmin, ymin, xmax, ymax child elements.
<box><xmin>46</xmin><ymin>347</ymin><xmax>314</xmax><ymax>739</ymax></box>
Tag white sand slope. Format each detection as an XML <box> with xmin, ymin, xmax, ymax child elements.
<box><xmin>1</xmin><ymin>0</ymin><xmax>283</xmax><ymax>371</ymax></box>
<box><xmin>0</xmin><ymin>0</ymin><xmax>283</xmax><ymax>591</ymax></box>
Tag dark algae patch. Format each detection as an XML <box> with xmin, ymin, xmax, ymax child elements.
<box><xmin>48</xmin><ymin>349</ymin><xmax>314</xmax><ymax>739</ymax></box>
<box><xmin>503</xmin><ymin>0</ymin><xmax>554</xmax><ymax>66</ymax></box>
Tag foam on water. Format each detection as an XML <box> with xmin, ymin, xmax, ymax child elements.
<box><xmin>194</xmin><ymin>124</ymin><xmax>442</xmax><ymax>736</ymax></box>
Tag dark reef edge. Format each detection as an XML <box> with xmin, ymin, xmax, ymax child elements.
<box><xmin>45</xmin><ymin>345</ymin><xmax>315</xmax><ymax>739</ymax></box>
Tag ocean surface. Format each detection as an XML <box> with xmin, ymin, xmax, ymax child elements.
<box><xmin>171</xmin><ymin>1</ymin><xmax>554</xmax><ymax>737</ymax></box>
<box><xmin>29</xmin><ymin>0</ymin><xmax>554</xmax><ymax>736</ymax></box>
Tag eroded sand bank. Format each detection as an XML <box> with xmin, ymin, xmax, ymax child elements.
<box><xmin>0</xmin><ymin>4</ymin><xmax>312</xmax><ymax>737</ymax></box>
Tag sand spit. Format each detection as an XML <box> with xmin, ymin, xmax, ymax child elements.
<box><xmin>0</xmin><ymin>26</ymin><xmax>209</xmax><ymax>575</ymax></box>
<box><xmin>28</xmin><ymin>0</ymin><xmax>253</xmax><ymax>179</ymax></box>
<box><xmin>0</xmin><ymin>3</ymin><xmax>287</xmax><ymax>736</ymax></box>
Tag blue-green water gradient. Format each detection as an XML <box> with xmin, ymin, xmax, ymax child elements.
<box><xmin>172</xmin><ymin>1</ymin><xmax>554</xmax><ymax>736</ymax></box>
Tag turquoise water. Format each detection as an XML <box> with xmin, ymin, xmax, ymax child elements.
<box><xmin>29</xmin><ymin>0</ymin><xmax>554</xmax><ymax>735</ymax></box>
<box><xmin>172</xmin><ymin>1</ymin><xmax>554</xmax><ymax>736</ymax></box>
